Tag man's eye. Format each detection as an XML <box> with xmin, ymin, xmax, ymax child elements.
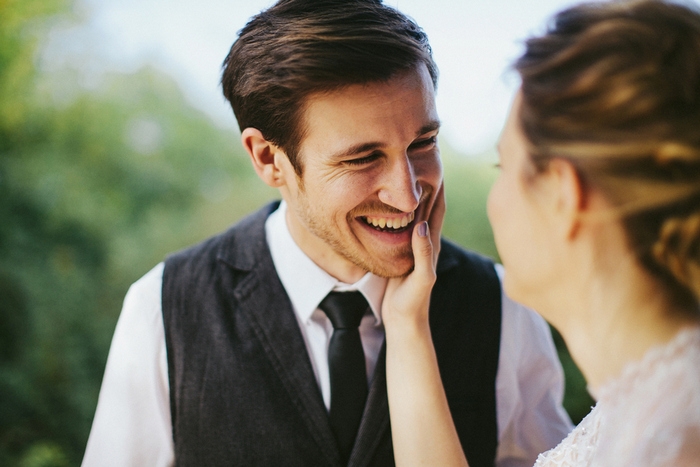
<box><xmin>410</xmin><ymin>136</ymin><xmax>437</xmax><ymax>150</ymax></box>
<box><xmin>345</xmin><ymin>153</ymin><xmax>380</xmax><ymax>166</ymax></box>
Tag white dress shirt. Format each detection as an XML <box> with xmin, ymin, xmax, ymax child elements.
<box><xmin>82</xmin><ymin>202</ymin><xmax>572</xmax><ymax>467</ymax></box>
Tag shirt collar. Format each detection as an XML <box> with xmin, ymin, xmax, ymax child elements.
<box><xmin>265</xmin><ymin>201</ymin><xmax>386</xmax><ymax>325</ymax></box>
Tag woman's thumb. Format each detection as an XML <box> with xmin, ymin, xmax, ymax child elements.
<box><xmin>413</xmin><ymin>221</ymin><xmax>436</xmax><ymax>281</ymax></box>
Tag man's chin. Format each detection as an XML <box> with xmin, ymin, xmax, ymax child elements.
<box><xmin>364</xmin><ymin>255</ymin><xmax>414</xmax><ymax>278</ymax></box>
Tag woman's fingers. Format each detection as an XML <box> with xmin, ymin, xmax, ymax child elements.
<box><xmin>428</xmin><ymin>183</ymin><xmax>446</xmax><ymax>268</ymax></box>
<box><xmin>428</xmin><ymin>183</ymin><xmax>446</xmax><ymax>230</ymax></box>
<box><xmin>412</xmin><ymin>221</ymin><xmax>437</xmax><ymax>286</ymax></box>
<box><xmin>382</xmin><ymin>183</ymin><xmax>444</xmax><ymax>326</ymax></box>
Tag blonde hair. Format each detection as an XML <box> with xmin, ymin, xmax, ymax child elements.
<box><xmin>515</xmin><ymin>0</ymin><xmax>700</xmax><ymax>310</ymax></box>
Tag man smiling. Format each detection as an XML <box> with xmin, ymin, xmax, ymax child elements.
<box><xmin>82</xmin><ymin>1</ymin><xmax>571</xmax><ymax>466</ymax></box>
<box><xmin>246</xmin><ymin>65</ymin><xmax>441</xmax><ymax>282</ymax></box>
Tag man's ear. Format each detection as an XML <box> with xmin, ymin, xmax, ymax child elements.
<box><xmin>548</xmin><ymin>158</ymin><xmax>586</xmax><ymax>239</ymax></box>
<box><xmin>241</xmin><ymin>127</ymin><xmax>287</xmax><ymax>188</ymax></box>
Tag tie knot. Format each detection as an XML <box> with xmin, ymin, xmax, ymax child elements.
<box><xmin>318</xmin><ymin>291</ymin><xmax>368</xmax><ymax>330</ymax></box>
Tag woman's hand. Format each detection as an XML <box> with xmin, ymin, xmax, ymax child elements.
<box><xmin>382</xmin><ymin>183</ymin><xmax>469</xmax><ymax>467</ymax></box>
<box><xmin>382</xmin><ymin>183</ymin><xmax>445</xmax><ymax>330</ymax></box>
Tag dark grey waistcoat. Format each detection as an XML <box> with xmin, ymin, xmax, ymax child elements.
<box><xmin>162</xmin><ymin>202</ymin><xmax>502</xmax><ymax>467</ymax></box>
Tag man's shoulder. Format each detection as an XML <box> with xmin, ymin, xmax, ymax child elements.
<box><xmin>437</xmin><ymin>237</ymin><xmax>498</xmax><ymax>280</ymax></box>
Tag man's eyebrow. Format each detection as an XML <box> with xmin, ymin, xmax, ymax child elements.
<box><xmin>416</xmin><ymin>120</ymin><xmax>441</xmax><ymax>137</ymax></box>
<box><xmin>329</xmin><ymin>120</ymin><xmax>442</xmax><ymax>160</ymax></box>
<box><xmin>330</xmin><ymin>141</ymin><xmax>384</xmax><ymax>160</ymax></box>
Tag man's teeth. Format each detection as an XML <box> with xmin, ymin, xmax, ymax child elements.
<box><xmin>365</xmin><ymin>211</ymin><xmax>415</xmax><ymax>229</ymax></box>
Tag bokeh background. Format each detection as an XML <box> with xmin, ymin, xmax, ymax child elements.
<box><xmin>0</xmin><ymin>0</ymin><xmax>613</xmax><ymax>465</ymax></box>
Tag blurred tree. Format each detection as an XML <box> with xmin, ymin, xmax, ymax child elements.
<box><xmin>0</xmin><ymin>0</ymin><xmax>271</xmax><ymax>464</ymax></box>
<box><xmin>0</xmin><ymin>0</ymin><xmax>592</xmax><ymax>464</ymax></box>
<box><xmin>440</xmin><ymin>141</ymin><xmax>499</xmax><ymax>261</ymax></box>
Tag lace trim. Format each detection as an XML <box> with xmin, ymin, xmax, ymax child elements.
<box><xmin>533</xmin><ymin>406</ymin><xmax>600</xmax><ymax>467</ymax></box>
<box><xmin>534</xmin><ymin>325</ymin><xmax>700</xmax><ymax>467</ymax></box>
<box><xmin>595</xmin><ymin>326</ymin><xmax>700</xmax><ymax>403</ymax></box>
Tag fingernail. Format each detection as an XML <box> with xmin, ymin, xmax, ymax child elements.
<box><xmin>417</xmin><ymin>221</ymin><xmax>428</xmax><ymax>237</ymax></box>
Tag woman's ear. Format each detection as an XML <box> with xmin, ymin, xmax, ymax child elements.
<box><xmin>241</xmin><ymin>127</ymin><xmax>287</xmax><ymax>188</ymax></box>
<box><xmin>548</xmin><ymin>158</ymin><xmax>586</xmax><ymax>239</ymax></box>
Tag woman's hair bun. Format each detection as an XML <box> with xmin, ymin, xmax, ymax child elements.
<box><xmin>652</xmin><ymin>212</ymin><xmax>700</xmax><ymax>302</ymax></box>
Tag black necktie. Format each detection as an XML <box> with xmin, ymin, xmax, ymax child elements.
<box><xmin>318</xmin><ymin>291</ymin><xmax>369</xmax><ymax>464</ymax></box>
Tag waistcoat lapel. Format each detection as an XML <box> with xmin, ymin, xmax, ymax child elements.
<box><xmin>218</xmin><ymin>205</ymin><xmax>342</xmax><ymax>466</ymax></box>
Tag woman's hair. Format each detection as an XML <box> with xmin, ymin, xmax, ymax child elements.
<box><xmin>515</xmin><ymin>0</ymin><xmax>700</xmax><ymax>311</ymax></box>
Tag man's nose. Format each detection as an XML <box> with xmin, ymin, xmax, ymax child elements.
<box><xmin>377</xmin><ymin>155</ymin><xmax>422</xmax><ymax>213</ymax></box>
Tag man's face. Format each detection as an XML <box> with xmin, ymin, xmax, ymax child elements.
<box><xmin>278</xmin><ymin>65</ymin><xmax>443</xmax><ymax>282</ymax></box>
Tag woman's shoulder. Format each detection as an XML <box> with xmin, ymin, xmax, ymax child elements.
<box><xmin>600</xmin><ymin>326</ymin><xmax>700</xmax><ymax>412</ymax></box>
<box><xmin>596</xmin><ymin>326</ymin><xmax>700</xmax><ymax>465</ymax></box>
<box><xmin>533</xmin><ymin>405</ymin><xmax>601</xmax><ymax>467</ymax></box>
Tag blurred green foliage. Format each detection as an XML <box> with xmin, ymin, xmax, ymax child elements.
<box><xmin>440</xmin><ymin>143</ymin><xmax>500</xmax><ymax>261</ymax></box>
<box><xmin>0</xmin><ymin>0</ymin><xmax>591</xmax><ymax>464</ymax></box>
<box><xmin>1</xmin><ymin>1</ymin><xmax>273</xmax><ymax>464</ymax></box>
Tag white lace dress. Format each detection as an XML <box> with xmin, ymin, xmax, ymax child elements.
<box><xmin>534</xmin><ymin>326</ymin><xmax>700</xmax><ymax>467</ymax></box>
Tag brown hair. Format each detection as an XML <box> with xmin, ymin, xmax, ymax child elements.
<box><xmin>515</xmin><ymin>0</ymin><xmax>700</xmax><ymax>310</ymax></box>
<box><xmin>221</xmin><ymin>0</ymin><xmax>437</xmax><ymax>175</ymax></box>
